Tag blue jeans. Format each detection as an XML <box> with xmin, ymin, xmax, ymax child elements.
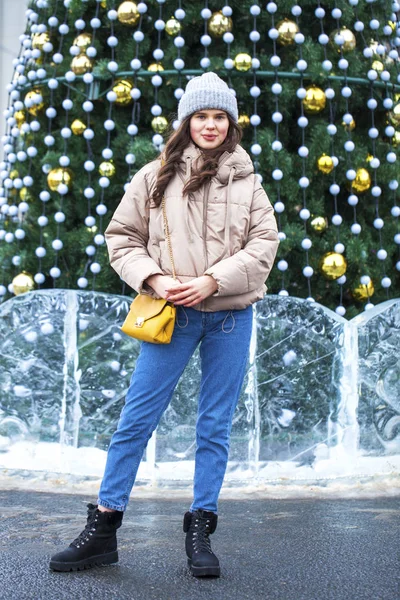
<box><xmin>98</xmin><ymin>304</ymin><xmax>253</xmax><ymax>513</ymax></box>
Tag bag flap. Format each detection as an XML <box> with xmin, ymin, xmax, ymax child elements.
<box><xmin>131</xmin><ymin>295</ymin><xmax>169</xmax><ymax>321</ymax></box>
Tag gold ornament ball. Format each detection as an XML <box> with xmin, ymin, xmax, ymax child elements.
<box><xmin>10</xmin><ymin>169</ymin><xmax>19</xmax><ymax>180</ymax></box>
<box><xmin>303</xmin><ymin>86</ymin><xmax>326</xmax><ymax>114</ymax></box>
<box><xmin>372</xmin><ymin>60</ymin><xmax>384</xmax><ymax>73</ymax></box>
<box><xmin>25</xmin><ymin>89</ymin><xmax>44</xmax><ymax>116</ymax></box>
<box><xmin>353</xmin><ymin>168</ymin><xmax>371</xmax><ymax>193</ymax></box>
<box><xmin>340</xmin><ymin>27</ymin><xmax>356</xmax><ymax>52</ymax></box>
<box><xmin>352</xmin><ymin>280</ymin><xmax>375</xmax><ymax>301</ymax></box>
<box><xmin>71</xmin><ymin>119</ymin><xmax>87</xmax><ymax>135</ymax></box>
<box><xmin>276</xmin><ymin>19</ymin><xmax>299</xmax><ymax>46</ymax></box>
<box><xmin>148</xmin><ymin>63</ymin><xmax>164</xmax><ymax>72</ymax></box>
<box><xmin>330</xmin><ymin>27</ymin><xmax>356</xmax><ymax>52</ymax></box>
<box><xmin>392</xmin><ymin>131</ymin><xmax>400</xmax><ymax>148</ymax></box>
<box><xmin>99</xmin><ymin>161</ymin><xmax>116</xmax><ymax>177</ymax></box>
<box><xmin>234</xmin><ymin>53</ymin><xmax>252</xmax><ymax>72</ymax></box>
<box><xmin>151</xmin><ymin>116</ymin><xmax>169</xmax><ymax>134</ymax></box>
<box><xmin>388</xmin><ymin>103</ymin><xmax>400</xmax><ymax>127</ymax></box>
<box><xmin>117</xmin><ymin>1</ymin><xmax>139</xmax><ymax>26</ymax></box>
<box><xmin>238</xmin><ymin>114</ymin><xmax>250</xmax><ymax>128</ymax></box>
<box><xmin>20</xmin><ymin>187</ymin><xmax>32</xmax><ymax>202</ymax></box>
<box><xmin>310</xmin><ymin>216</ymin><xmax>328</xmax><ymax>233</ymax></box>
<box><xmin>112</xmin><ymin>79</ymin><xmax>133</xmax><ymax>106</ymax></box>
<box><xmin>208</xmin><ymin>11</ymin><xmax>233</xmax><ymax>38</ymax></box>
<box><xmin>165</xmin><ymin>17</ymin><xmax>181</xmax><ymax>36</ymax></box>
<box><xmin>32</xmin><ymin>32</ymin><xmax>50</xmax><ymax>51</ymax></box>
<box><xmin>47</xmin><ymin>168</ymin><xmax>73</xmax><ymax>191</ymax></box>
<box><xmin>317</xmin><ymin>154</ymin><xmax>334</xmax><ymax>174</ymax></box>
<box><xmin>12</xmin><ymin>272</ymin><xmax>35</xmax><ymax>295</ymax></box>
<box><xmin>14</xmin><ymin>110</ymin><xmax>26</xmax><ymax>127</ymax></box>
<box><xmin>73</xmin><ymin>32</ymin><xmax>92</xmax><ymax>52</ymax></box>
<box><xmin>71</xmin><ymin>54</ymin><xmax>93</xmax><ymax>75</ymax></box>
<box><xmin>319</xmin><ymin>252</ymin><xmax>347</xmax><ymax>281</ymax></box>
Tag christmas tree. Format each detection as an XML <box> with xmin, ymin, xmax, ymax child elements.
<box><xmin>0</xmin><ymin>0</ymin><xmax>399</xmax><ymax>318</ymax></box>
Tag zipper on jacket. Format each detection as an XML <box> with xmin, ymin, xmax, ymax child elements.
<box><xmin>201</xmin><ymin>182</ymin><xmax>212</xmax><ymax>311</ymax></box>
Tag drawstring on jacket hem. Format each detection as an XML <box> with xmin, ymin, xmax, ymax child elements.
<box><xmin>222</xmin><ymin>310</ymin><xmax>235</xmax><ymax>333</ymax></box>
<box><xmin>176</xmin><ymin>306</ymin><xmax>189</xmax><ymax>328</ymax></box>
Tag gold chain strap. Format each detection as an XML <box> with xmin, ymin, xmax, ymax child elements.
<box><xmin>161</xmin><ymin>195</ymin><xmax>177</xmax><ymax>280</ymax></box>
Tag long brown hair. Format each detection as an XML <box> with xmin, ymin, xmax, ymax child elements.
<box><xmin>151</xmin><ymin>112</ymin><xmax>243</xmax><ymax>207</ymax></box>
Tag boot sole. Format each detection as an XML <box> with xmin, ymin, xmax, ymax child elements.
<box><xmin>187</xmin><ymin>558</ymin><xmax>220</xmax><ymax>578</ymax></box>
<box><xmin>50</xmin><ymin>551</ymin><xmax>118</xmax><ymax>572</ymax></box>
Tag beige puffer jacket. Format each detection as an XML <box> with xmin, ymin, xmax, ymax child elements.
<box><xmin>105</xmin><ymin>142</ymin><xmax>279</xmax><ymax>312</ymax></box>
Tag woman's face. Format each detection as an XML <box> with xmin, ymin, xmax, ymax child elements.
<box><xmin>189</xmin><ymin>109</ymin><xmax>229</xmax><ymax>150</ymax></box>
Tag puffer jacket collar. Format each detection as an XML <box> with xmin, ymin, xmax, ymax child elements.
<box><xmin>176</xmin><ymin>142</ymin><xmax>255</xmax><ymax>254</ymax></box>
<box><xmin>178</xmin><ymin>141</ymin><xmax>254</xmax><ymax>182</ymax></box>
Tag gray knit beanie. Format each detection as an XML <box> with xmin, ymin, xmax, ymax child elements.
<box><xmin>177</xmin><ymin>72</ymin><xmax>238</xmax><ymax>123</ymax></box>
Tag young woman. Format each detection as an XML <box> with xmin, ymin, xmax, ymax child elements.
<box><xmin>50</xmin><ymin>72</ymin><xmax>279</xmax><ymax>577</ymax></box>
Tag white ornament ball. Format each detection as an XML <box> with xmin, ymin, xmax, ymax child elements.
<box><xmin>360</xmin><ymin>275</ymin><xmax>371</xmax><ymax>286</ymax></box>
<box><xmin>94</xmin><ymin>234</ymin><xmax>105</xmax><ymax>245</ymax></box>
<box><xmin>90</xmin><ymin>262</ymin><xmax>101</xmax><ymax>274</ymax></box>
<box><xmin>52</xmin><ymin>239</ymin><xmax>63</xmax><ymax>251</ymax></box>
<box><xmin>377</xmin><ymin>249</ymin><xmax>387</xmax><ymax>260</ymax></box>
<box><xmin>77</xmin><ymin>277</ymin><xmax>88</xmax><ymax>288</ymax></box>
<box><xmin>391</xmin><ymin>206</ymin><xmax>400</xmax><ymax>217</ymax></box>
<box><xmin>251</xmin><ymin>144</ymin><xmax>262</xmax><ymax>156</ymax></box>
<box><xmin>332</xmin><ymin>214</ymin><xmax>343</xmax><ymax>226</ymax></box>
<box><xmin>50</xmin><ymin>266</ymin><xmax>61</xmax><ymax>278</ymax></box>
<box><xmin>373</xmin><ymin>218</ymin><xmax>384</xmax><ymax>229</ymax></box>
<box><xmin>299</xmin><ymin>208</ymin><xmax>310</xmax><ymax>220</ymax></box>
<box><xmin>85</xmin><ymin>216</ymin><xmax>95</xmax><ymax>227</ymax></box>
<box><xmin>303</xmin><ymin>266</ymin><xmax>314</xmax><ymax>278</ymax></box>
<box><xmin>272</xmin><ymin>140</ymin><xmax>282</xmax><ymax>152</ymax></box>
<box><xmin>299</xmin><ymin>177</ymin><xmax>309</xmax><ymax>188</ymax></box>
<box><xmin>277</xmin><ymin>260</ymin><xmax>288</xmax><ymax>271</ymax></box>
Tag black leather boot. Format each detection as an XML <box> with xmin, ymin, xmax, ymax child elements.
<box><xmin>183</xmin><ymin>509</ymin><xmax>220</xmax><ymax>577</ymax></box>
<box><xmin>49</xmin><ymin>503</ymin><xmax>123</xmax><ymax>572</ymax></box>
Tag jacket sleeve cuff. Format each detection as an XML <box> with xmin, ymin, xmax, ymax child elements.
<box><xmin>203</xmin><ymin>270</ymin><xmax>229</xmax><ymax>297</ymax></box>
<box><xmin>137</xmin><ymin>267</ymin><xmax>164</xmax><ymax>296</ymax></box>
<box><xmin>121</xmin><ymin>258</ymin><xmax>164</xmax><ymax>297</ymax></box>
<box><xmin>203</xmin><ymin>273</ymin><xmax>221</xmax><ymax>297</ymax></box>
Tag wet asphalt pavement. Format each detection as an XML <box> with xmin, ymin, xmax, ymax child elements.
<box><xmin>0</xmin><ymin>490</ymin><xmax>399</xmax><ymax>600</ymax></box>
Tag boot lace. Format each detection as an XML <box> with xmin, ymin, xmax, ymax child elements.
<box><xmin>191</xmin><ymin>517</ymin><xmax>213</xmax><ymax>554</ymax></box>
<box><xmin>70</xmin><ymin>506</ymin><xmax>98</xmax><ymax>548</ymax></box>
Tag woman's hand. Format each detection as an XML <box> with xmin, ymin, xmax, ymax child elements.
<box><xmin>165</xmin><ymin>275</ymin><xmax>218</xmax><ymax>307</ymax></box>
<box><xmin>145</xmin><ymin>274</ymin><xmax>181</xmax><ymax>299</ymax></box>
